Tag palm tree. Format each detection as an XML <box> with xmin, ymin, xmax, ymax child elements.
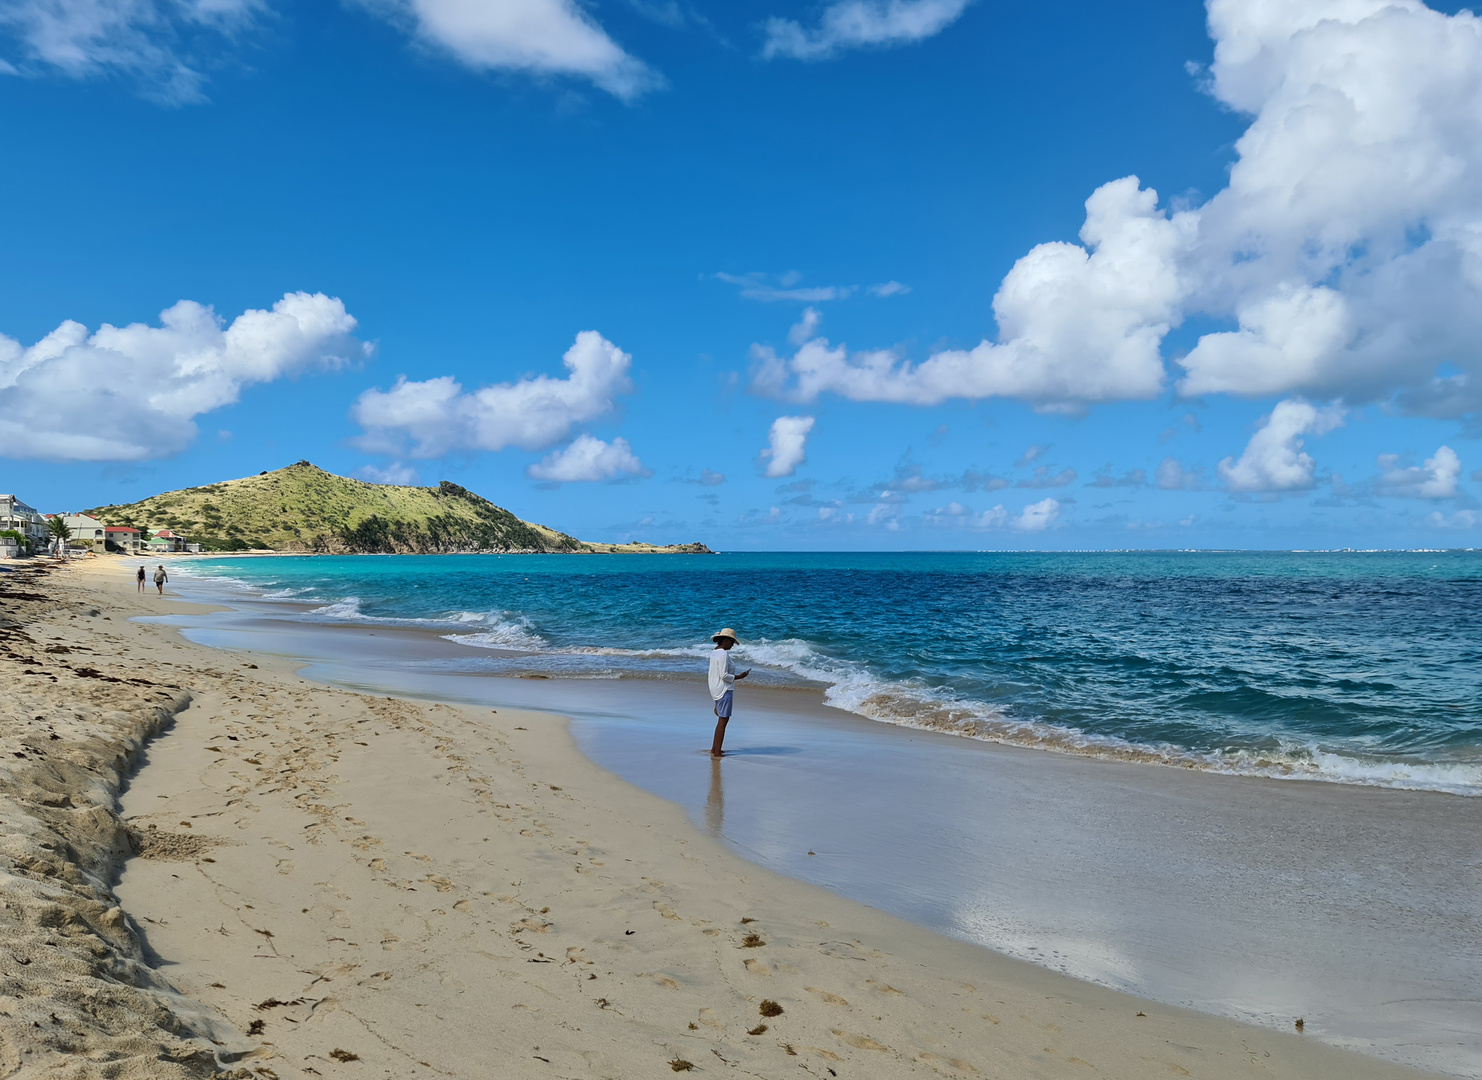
<box><xmin>46</xmin><ymin>515</ymin><xmax>73</xmax><ymax>556</ymax></box>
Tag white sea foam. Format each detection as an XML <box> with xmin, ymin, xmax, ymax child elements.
<box><xmin>1217</xmin><ymin>743</ymin><xmax>1482</xmax><ymax>797</ymax></box>
<box><xmin>441</xmin><ymin>611</ymin><xmax>548</xmax><ymax>651</ymax></box>
<box><xmin>309</xmin><ymin>596</ymin><xmax>364</xmax><ymax>619</ymax></box>
<box><xmin>719</xmin><ymin>637</ymin><xmax>1482</xmax><ymax>797</ymax></box>
<box><xmin>411</xmin><ymin>626</ymin><xmax>1482</xmax><ymax>795</ymax></box>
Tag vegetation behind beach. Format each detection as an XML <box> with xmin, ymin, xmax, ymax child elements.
<box><xmin>85</xmin><ymin>462</ymin><xmax>709</xmax><ymax>555</ymax></box>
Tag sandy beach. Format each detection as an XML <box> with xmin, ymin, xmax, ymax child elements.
<box><xmin>0</xmin><ymin>556</ymin><xmax>1442</xmax><ymax>1079</ymax></box>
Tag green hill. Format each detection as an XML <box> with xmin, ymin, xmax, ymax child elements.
<box><xmin>84</xmin><ymin>462</ymin><xmax>709</xmax><ymax>555</ymax></box>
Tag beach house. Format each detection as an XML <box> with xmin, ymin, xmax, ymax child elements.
<box><xmin>104</xmin><ymin>526</ymin><xmax>143</xmax><ymax>553</ymax></box>
<box><xmin>0</xmin><ymin>495</ymin><xmax>47</xmax><ymax>554</ymax></box>
<box><xmin>60</xmin><ymin>513</ymin><xmax>107</xmax><ymax>546</ymax></box>
<box><xmin>147</xmin><ymin>529</ymin><xmax>187</xmax><ymax>553</ymax></box>
<box><xmin>150</xmin><ymin>529</ymin><xmax>202</xmax><ymax>553</ymax></box>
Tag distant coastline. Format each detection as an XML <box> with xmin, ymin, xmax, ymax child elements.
<box><xmin>131</xmin><ymin>544</ymin><xmax>716</xmax><ymax>558</ymax></box>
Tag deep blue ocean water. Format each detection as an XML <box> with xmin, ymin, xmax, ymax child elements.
<box><xmin>172</xmin><ymin>550</ymin><xmax>1482</xmax><ymax>795</ymax></box>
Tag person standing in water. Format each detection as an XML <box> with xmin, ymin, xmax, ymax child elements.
<box><xmin>708</xmin><ymin>628</ymin><xmax>750</xmax><ymax>757</ymax></box>
<box><xmin>153</xmin><ymin>564</ymin><xmax>168</xmax><ymax>595</ymax></box>
<box><xmin>136</xmin><ymin>565</ymin><xmax>146</xmax><ymax>592</ymax></box>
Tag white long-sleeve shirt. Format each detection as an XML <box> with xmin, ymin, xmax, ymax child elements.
<box><xmin>708</xmin><ymin>648</ymin><xmax>735</xmax><ymax>700</ymax></box>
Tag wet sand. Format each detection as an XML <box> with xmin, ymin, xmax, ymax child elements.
<box><xmin>144</xmin><ymin>579</ymin><xmax>1482</xmax><ymax>1077</ymax></box>
<box><xmin>0</xmin><ymin>555</ymin><xmax>1454</xmax><ymax>1078</ymax></box>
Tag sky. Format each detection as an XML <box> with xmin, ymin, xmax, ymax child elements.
<box><xmin>3</xmin><ymin>0</ymin><xmax>1482</xmax><ymax>550</ymax></box>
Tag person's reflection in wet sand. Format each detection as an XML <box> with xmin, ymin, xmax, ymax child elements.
<box><xmin>705</xmin><ymin>754</ymin><xmax>724</xmax><ymax>835</ymax></box>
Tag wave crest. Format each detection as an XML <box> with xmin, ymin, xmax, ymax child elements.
<box><xmin>731</xmin><ymin>638</ymin><xmax>1482</xmax><ymax>796</ymax></box>
<box><xmin>308</xmin><ymin>597</ymin><xmax>364</xmax><ymax>619</ymax></box>
<box><xmin>442</xmin><ymin>611</ymin><xmax>547</xmax><ymax>651</ymax></box>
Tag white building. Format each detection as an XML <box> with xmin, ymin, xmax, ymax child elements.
<box><xmin>104</xmin><ymin>527</ymin><xmax>143</xmax><ymax>553</ymax></box>
<box><xmin>0</xmin><ymin>495</ymin><xmax>47</xmax><ymax>552</ymax></box>
<box><xmin>60</xmin><ymin>513</ymin><xmax>107</xmax><ymax>546</ymax></box>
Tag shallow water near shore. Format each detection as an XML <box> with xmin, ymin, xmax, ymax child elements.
<box><xmin>163</xmin><ymin>549</ymin><xmax>1482</xmax><ymax>796</ymax></box>
<box><xmin>143</xmin><ymin>567</ymin><xmax>1482</xmax><ymax>1079</ymax></box>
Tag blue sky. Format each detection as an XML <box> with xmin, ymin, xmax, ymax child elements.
<box><xmin>3</xmin><ymin>0</ymin><xmax>1482</xmax><ymax>549</ymax></box>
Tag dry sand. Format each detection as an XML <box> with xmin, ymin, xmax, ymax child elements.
<box><xmin>0</xmin><ymin>556</ymin><xmax>1432</xmax><ymax>1079</ymax></box>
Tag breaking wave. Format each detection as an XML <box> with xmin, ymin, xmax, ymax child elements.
<box><xmin>440</xmin><ymin>611</ymin><xmax>547</xmax><ymax>651</ymax></box>
<box><xmin>308</xmin><ymin>596</ymin><xmax>364</xmax><ymax>619</ymax></box>
<box><xmin>439</xmin><ymin>631</ymin><xmax>1482</xmax><ymax>796</ymax></box>
<box><xmin>163</xmin><ymin>552</ymin><xmax>1482</xmax><ymax>798</ymax></box>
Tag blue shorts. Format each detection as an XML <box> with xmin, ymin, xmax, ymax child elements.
<box><xmin>714</xmin><ymin>690</ymin><xmax>733</xmax><ymax>718</ymax></box>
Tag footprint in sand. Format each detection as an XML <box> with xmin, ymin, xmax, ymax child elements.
<box><xmin>918</xmin><ymin>1051</ymin><xmax>980</xmax><ymax>1076</ymax></box>
<box><xmin>806</xmin><ymin>987</ymin><xmax>849</xmax><ymax>1006</ymax></box>
<box><xmin>833</xmin><ymin>1029</ymin><xmax>891</xmax><ymax>1052</ymax></box>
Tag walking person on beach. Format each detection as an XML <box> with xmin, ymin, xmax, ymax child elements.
<box><xmin>153</xmin><ymin>565</ymin><xmax>168</xmax><ymax>595</ymax></box>
<box><xmin>708</xmin><ymin>628</ymin><xmax>750</xmax><ymax>757</ymax></box>
<box><xmin>136</xmin><ymin>565</ymin><xmax>146</xmax><ymax>592</ymax></box>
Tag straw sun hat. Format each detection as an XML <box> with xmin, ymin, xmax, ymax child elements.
<box><xmin>711</xmin><ymin>628</ymin><xmax>739</xmax><ymax>643</ymax></box>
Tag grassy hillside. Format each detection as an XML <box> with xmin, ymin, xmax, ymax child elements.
<box><xmin>85</xmin><ymin>462</ymin><xmax>607</xmax><ymax>554</ymax></box>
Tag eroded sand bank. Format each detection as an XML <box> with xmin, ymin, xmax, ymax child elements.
<box><xmin>0</xmin><ymin>557</ymin><xmax>1436</xmax><ymax>1078</ymax></box>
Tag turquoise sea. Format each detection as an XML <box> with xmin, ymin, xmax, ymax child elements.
<box><xmin>170</xmin><ymin>549</ymin><xmax>1482</xmax><ymax>796</ymax></box>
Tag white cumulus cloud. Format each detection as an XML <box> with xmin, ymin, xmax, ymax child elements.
<box><xmin>866</xmin><ymin>501</ymin><xmax>900</xmax><ymax>528</ymax></box>
<box><xmin>762</xmin><ymin>0</ymin><xmax>972</xmax><ymax>61</ymax></box>
<box><xmin>1427</xmin><ymin>509</ymin><xmax>1480</xmax><ymax>528</ymax></box>
<box><xmin>527</xmin><ymin>433</ymin><xmax>649</xmax><ymax>483</ymax></box>
<box><xmin>1218</xmin><ymin>399</ymin><xmax>1343</xmax><ymax>494</ymax></box>
<box><xmin>788</xmin><ymin>307</ymin><xmax>823</xmax><ymax>347</ymax></box>
<box><xmin>940</xmin><ymin>498</ymin><xmax>1061</xmax><ymax>531</ymax></box>
<box><xmin>352</xmin><ymin>331</ymin><xmax>633</xmax><ymax>459</ymax></box>
<box><xmin>754</xmin><ymin>1</ymin><xmax>1482</xmax><ymax>420</ymax></box>
<box><xmin>0</xmin><ymin>292</ymin><xmax>363</xmax><ymax>461</ymax></box>
<box><xmin>1375</xmin><ymin>445</ymin><xmax>1462</xmax><ymax>498</ymax></box>
<box><xmin>926</xmin><ymin>500</ymin><xmax>971</xmax><ymax>519</ymax></box>
<box><xmin>1173</xmin><ymin>0</ymin><xmax>1482</xmax><ymax>411</ymax></box>
<box><xmin>357</xmin><ymin>0</ymin><xmax>658</xmax><ymax>99</ymax></box>
<box><xmin>750</xmin><ymin>177</ymin><xmax>1188</xmax><ymax>410</ymax></box>
<box><xmin>1015</xmin><ymin>497</ymin><xmax>1061</xmax><ymax>531</ymax></box>
<box><xmin>760</xmin><ymin>415</ymin><xmax>815</xmax><ymax>478</ymax></box>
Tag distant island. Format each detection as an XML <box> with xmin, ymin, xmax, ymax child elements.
<box><xmin>85</xmin><ymin>462</ymin><xmax>713</xmax><ymax>555</ymax></box>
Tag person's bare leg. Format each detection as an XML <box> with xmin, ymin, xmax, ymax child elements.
<box><xmin>710</xmin><ymin>716</ymin><xmax>729</xmax><ymax>757</ymax></box>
